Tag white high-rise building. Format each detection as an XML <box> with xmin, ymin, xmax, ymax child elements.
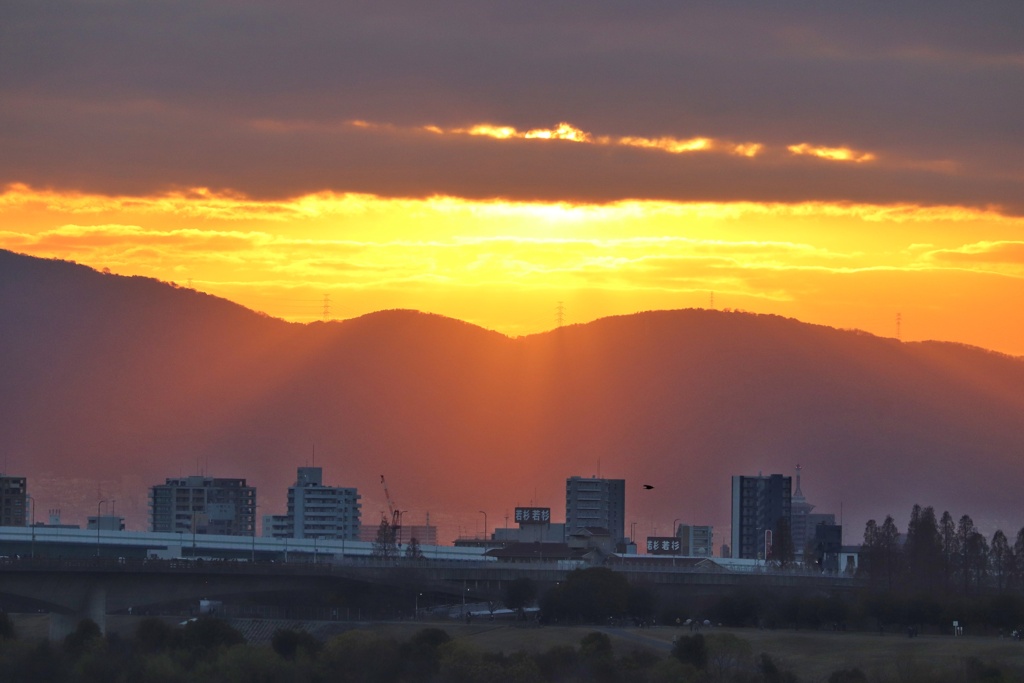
<box><xmin>267</xmin><ymin>467</ymin><xmax>361</xmax><ymax>540</ymax></box>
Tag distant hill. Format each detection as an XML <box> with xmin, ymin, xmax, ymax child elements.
<box><xmin>3</xmin><ymin>248</ymin><xmax>1024</xmax><ymax>544</ymax></box>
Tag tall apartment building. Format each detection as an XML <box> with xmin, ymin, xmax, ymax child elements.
<box><xmin>149</xmin><ymin>476</ymin><xmax>256</xmax><ymax>536</ymax></box>
<box><xmin>565</xmin><ymin>476</ymin><xmax>626</xmax><ymax>543</ymax></box>
<box><xmin>266</xmin><ymin>467</ymin><xmax>361</xmax><ymax>540</ymax></box>
<box><xmin>731</xmin><ymin>473</ymin><xmax>791</xmax><ymax>560</ymax></box>
<box><xmin>0</xmin><ymin>476</ymin><xmax>27</xmax><ymax>527</ymax></box>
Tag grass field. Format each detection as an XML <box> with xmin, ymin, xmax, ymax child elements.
<box><xmin>14</xmin><ymin>614</ymin><xmax>1024</xmax><ymax>682</ymax></box>
<box><xmin>363</xmin><ymin>621</ymin><xmax>1024</xmax><ymax>682</ymax></box>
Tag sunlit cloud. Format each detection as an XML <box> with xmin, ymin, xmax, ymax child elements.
<box><xmin>925</xmin><ymin>241</ymin><xmax>1024</xmax><ymax>267</ymax></box>
<box><xmin>617</xmin><ymin>135</ymin><xmax>713</xmax><ymax>154</ymax></box>
<box><xmin>523</xmin><ymin>122</ymin><xmax>592</xmax><ymax>142</ymax></box>
<box><xmin>5</xmin><ymin>184</ymin><xmax>1020</xmax><ymax>242</ymax></box>
<box><xmin>424</xmin><ymin>119</ymin><xmax>760</xmax><ymax>157</ymax></box>
<box><xmin>732</xmin><ymin>143</ymin><xmax>764</xmax><ymax>158</ymax></box>
<box><xmin>241</xmin><ymin>117</ymin><xmax>907</xmax><ymax>167</ymax></box>
<box><xmin>787</xmin><ymin>143</ymin><xmax>876</xmax><ymax>163</ymax></box>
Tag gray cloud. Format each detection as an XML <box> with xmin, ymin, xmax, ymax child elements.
<box><xmin>2</xmin><ymin>0</ymin><xmax>1022</xmax><ymax>207</ymax></box>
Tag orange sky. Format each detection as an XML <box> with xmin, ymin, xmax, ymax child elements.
<box><xmin>4</xmin><ymin>176</ymin><xmax>1024</xmax><ymax>356</ymax></box>
<box><xmin>3</xmin><ymin>3</ymin><xmax>1023</xmax><ymax>356</ymax></box>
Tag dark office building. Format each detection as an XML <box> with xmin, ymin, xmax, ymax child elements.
<box><xmin>566</xmin><ymin>476</ymin><xmax>626</xmax><ymax>544</ymax></box>
<box><xmin>730</xmin><ymin>474</ymin><xmax>792</xmax><ymax>560</ymax></box>
<box><xmin>149</xmin><ymin>476</ymin><xmax>256</xmax><ymax>536</ymax></box>
<box><xmin>0</xmin><ymin>476</ymin><xmax>27</xmax><ymax>527</ymax></box>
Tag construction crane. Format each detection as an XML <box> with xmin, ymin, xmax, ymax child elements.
<box><xmin>380</xmin><ymin>475</ymin><xmax>401</xmax><ymax>531</ymax></box>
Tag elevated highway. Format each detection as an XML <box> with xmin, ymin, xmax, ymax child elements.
<box><xmin>0</xmin><ymin>555</ymin><xmax>861</xmax><ymax>639</ymax></box>
<box><xmin>0</xmin><ymin>527</ymin><xmax>861</xmax><ymax>639</ymax></box>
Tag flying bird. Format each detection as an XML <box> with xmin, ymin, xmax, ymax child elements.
<box><xmin>643</xmin><ymin>484</ymin><xmax>654</xmax><ymax>490</ymax></box>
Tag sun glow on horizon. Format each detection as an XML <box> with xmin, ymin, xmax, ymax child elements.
<box><xmin>3</xmin><ymin>183</ymin><xmax>1024</xmax><ymax>354</ymax></box>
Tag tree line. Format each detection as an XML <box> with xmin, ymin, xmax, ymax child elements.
<box><xmin>859</xmin><ymin>504</ymin><xmax>1024</xmax><ymax>596</ymax></box>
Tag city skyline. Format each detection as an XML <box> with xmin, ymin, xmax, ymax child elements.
<box><xmin>0</xmin><ymin>462</ymin><xmax>934</xmax><ymax>558</ymax></box>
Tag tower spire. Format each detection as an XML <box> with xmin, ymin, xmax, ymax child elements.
<box><xmin>794</xmin><ymin>463</ymin><xmax>804</xmax><ymax>500</ymax></box>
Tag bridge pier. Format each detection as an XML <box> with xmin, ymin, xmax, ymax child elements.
<box><xmin>48</xmin><ymin>584</ymin><xmax>107</xmax><ymax>641</ymax></box>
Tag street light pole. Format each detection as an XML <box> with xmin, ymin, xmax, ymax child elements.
<box><xmin>26</xmin><ymin>495</ymin><xmax>35</xmax><ymax>559</ymax></box>
<box><xmin>96</xmin><ymin>499</ymin><xmax>107</xmax><ymax>557</ymax></box>
<box><xmin>397</xmin><ymin>510</ymin><xmax>407</xmax><ymax>546</ymax></box>
<box><xmin>251</xmin><ymin>504</ymin><xmax>259</xmax><ymax>562</ymax></box>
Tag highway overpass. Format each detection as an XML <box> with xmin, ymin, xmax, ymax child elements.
<box><xmin>0</xmin><ymin>527</ymin><xmax>861</xmax><ymax>639</ymax></box>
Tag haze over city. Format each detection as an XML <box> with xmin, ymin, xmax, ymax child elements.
<box><xmin>3</xmin><ymin>2</ymin><xmax>1024</xmax><ymax>545</ymax></box>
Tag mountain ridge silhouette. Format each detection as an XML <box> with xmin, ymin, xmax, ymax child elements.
<box><xmin>3</xmin><ymin>248</ymin><xmax>1024</xmax><ymax>544</ymax></box>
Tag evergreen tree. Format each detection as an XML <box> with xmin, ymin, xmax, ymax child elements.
<box><xmin>862</xmin><ymin>516</ymin><xmax>901</xmax><ymax>588</ymax></box>
<box><xmin>957</xmin><ymin>515</ymin><xmax>977</xmax><ymax>593</ymax></box>
<box><xmin>879</xmin><ymin>516</ymin><xmax>901</xmax><ymax>590</ymax></box>
<box><xmin>1014</xmin><ymin>527</ymin><xmax>1024</xmax><ymax>590</ymax></box>
<box><xmin>372</xmin><ymin>518</ymin><xmax>398</xmax><ymax>559</ymax></box>
<box><xmin>861</xmin><ymin>519</ymin><xmax>879</xmax><ymax>580</ymax></box>
<box><xmin>990</xmin><ymin>530</ymin><xmax>1012</xmax><ymax>593</ymax></box>
<box><xmin>964</xmin><ymin>529</ymin><xmax>989</xmax><ymax>595</ymax></box>
<box><xmin>940</xmin><ymin>511</ymin><xmax>959</xmax><ymax>589</ymax></box>
<box><xmin>405</xmin><ymin>537</ymin><xmax>424</xmax><ymax>560</ymax></box>
<box><xmin>904</xmin><ymin>505</ymin><xmax>941</xmax><ymax>592</ymax></box>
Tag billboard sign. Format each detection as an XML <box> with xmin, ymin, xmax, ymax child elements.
<box><xmin>515</xmin><ymin>507</ymin><xmax>551</xmax><ymax>525</ymax></box>
<box><xmin>647</xmin><ymin>537</ymin><xmax>682</xmax><ymax>555</ymax></box>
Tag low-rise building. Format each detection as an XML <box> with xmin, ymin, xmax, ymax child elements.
<box><xmin>676</xmin><ymin>524</ymin><xmax>714</xmax><ymax>557</ymax></box>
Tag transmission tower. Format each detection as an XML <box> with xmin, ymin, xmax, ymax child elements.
<box><xmin>322</xmin><ymin>294</ymin><xmax>331</xmax><ymax>322</ymax></box>
<box><xmin>709</xmin><ymin>291</ymin><xmax>715</xmax><ymax>309</ymax></box>
<box><xmin>555</xmin><ymin>301</ymin><xmax>565</xmax><ymax>327</ymax></box>
<box><xmin>896</xmin><ymin>312</ymin><xmax>902</xmax><ymax>341</ymax></box>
